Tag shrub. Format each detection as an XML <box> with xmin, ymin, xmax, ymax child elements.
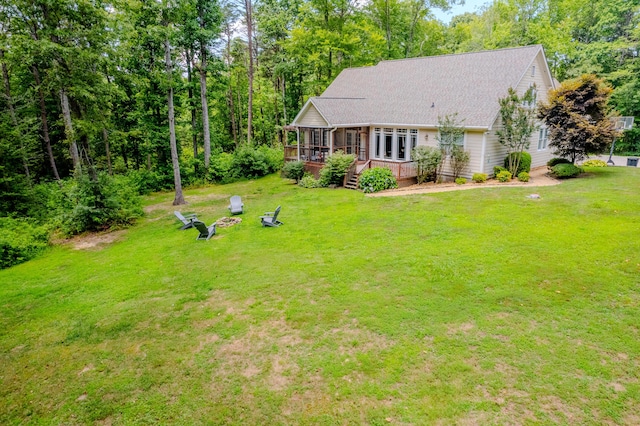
<box><xmin>0</xmin><ymin>217</ymin><xmax>50</xmax><ymax>269</ymax></box>
<box><xmin>472</xmin><ymin>173</ymin><xmax>488</xmax><ymax>183</ymax></box>
<box><xmin>232</xmin><ymin>145</ymin><xmax>271</xmax><ymax>179</ymax></box>
<box><xmin>504</xmin><ymin>151</ymin><xmax>531</xmax><ymax>175</ymax></box>
<box><xmin>496</xmin><ymin>170</ymin><xmax>512</xmax><ymax>182</ymax></box>
<box><xmin>455</xmin><ymin>177</ymin><xmax>467</xmax><ymax>185</ymax></box>
<box><xmin>551</xmin><ymin>163</ymin><xmax>582</xmax><ymax>179</ymax></box>
<box><xmin>298</xmin><ymin>174</ymin><xmax>321</xmax><ymax>188</ymax></box>
<box><xmin>450</xmin><ymin>146</ymin><xmax>470</xmax><ymax>179</ymax></box>
<box><xmin>282</xmin><ymin>160</ymin><xmax>306</xmax><ymax>183</ymax></box>
<box><xmin>413</xmin><ymin>146</ymin><xmax>443</xmax><ymax>183</ymax></box>
<box><xmin>258</xmin><ymin>145</ymin><xmax>285</xmax><ymax>173</ymax></box>
<box><xmin>493</xmin><ymin>165</ymin><xmax>508</xmax><ymax>176</ymax></box>
<box><xmin>209</xmin><ymin>152</ymin><xmax>235</xmax><ymax>183</ymax></box>
<box><xmin>126</xmin><ymin>169</ymin><xmax>168</xmax><ymax>195</ymax></box>
<box><xmin>582</xmin><ymin>159</ymin><xmax>607</xmax><ymax>167</ymax></box>
<box><xmin>547</xmin><ymin>157</ymin><xmax>571</xmax><ymax>167</ymax></box>
<box><xmin>56</xmin><ymin>173</ymin><xmax>144</xmax><ymax>236</ymax></box>
<box><xmin>318</xmin><ymin>150</ymin><xmax>356</xmax><ymax>187</ymax></box>
<box><xmin>517</xmin><ymin>171</ymin><xmax>530</xmax><ymax>182</ymax></box>
<box><xmin>358</xmin><ymin>167</ymin><xmax>398</xmax><ymax>193</ymax></box>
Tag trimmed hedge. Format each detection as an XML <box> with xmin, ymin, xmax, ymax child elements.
<box><xmin>547</xmin><ymin>157</ymin><xmax>571</xmax><ymax>167</ymax></box>
<box><xmin>551</xmin><ymin>163</ymin><xmax>582</xmax><ymax>178</ymax></box>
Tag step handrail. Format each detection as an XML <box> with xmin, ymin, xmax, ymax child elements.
<box><xmin>343</xmin><ymin>159</ymin><xmax>358</xmax><ymax>187</ymax></box>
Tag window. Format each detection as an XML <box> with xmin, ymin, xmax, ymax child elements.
<box><xmin>384</xmin><ymin>128</ymin><xmax>393</xmax><ymax>159</ymax></box>
<box><xmin>410</xmin><ymin>129</ymin><xmax>418</xmax><ymax>152</ymax></box>
<box><xmin>523</xmin><ymin>83</ymin><xmax>537</xmax><ymax>108</ymax></box>
<box><xmin>438</xmin><ymin>131</ymin><xmax>464</xmax><ymax>154</ymax></box>
<box><xmin>397</xmin><ymin>129</ymin><xmax>407</xmax><ymax>160</ymax></box>
<box><xmin>538</xmin><ymin>127</ymin><xmax>548</xmax><ymax>150</ymax></box>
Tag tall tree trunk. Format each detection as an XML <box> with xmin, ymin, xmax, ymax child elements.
<box><xmin>1</xmin><ymin>50</ymin><xmax>31</xmax><ymax>182</ymax></box>
<box><xmin>185</xmin><ymin>50</ymin><xmax>199</xmax><ymax>159</ymax></box>
<box><xmin>102</xmin><ymin>127</ymin><xmax>112</xmax><ymax>175</ymax></box>
<box><xmin>32</xmin><ymin>65</ymin><xmax>60</xmax><ymax>180</ymax></box>
<box><xmin>165</xmin><ymin>38</ymin><xmax>185</xmax><ymax>205</ymax></box>
<box><xmin>245</xmin><ymin>0</ymin><xmax>254</xmax><ymax>145</ymax></box>
<box><xmin>225</xmin><ymin>25</ymin><xmax>238</xmax><ymax>146</ymax></box>
<box><xmin>59</xmin><ymin>88</ymin><xmax>81</xmax><ymax>173</ymax></box>
<box><xmin>281</xmin><ymin>75</ymin><xmax>288</xmax><ymax>145</ymax></box>
<box><xmin>198</xmin><ymin>49</ymin><xmax>211</xmax><ymax>168</ymax></box>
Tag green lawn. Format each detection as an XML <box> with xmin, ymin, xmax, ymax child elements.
<box><xmin>2</xmin><ymin>168</ymin><xmax>640</xmax><ymax>425</ymax></box>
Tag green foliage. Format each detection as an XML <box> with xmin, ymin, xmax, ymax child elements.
<box><xmin>0</xmin><ymin>217</ymin><xmax>50</xmax><ymax>269</ymax></box>
<box><xmin>582</xmin><ymin>159</ymin><xmax>607</xmax><ymax>167</ymax></box>
<box><xmin>231</xmin><ymin>145</ymin><xmax>283</xmax><ymax>179</ymax></box>
<box><xmin>209</xmin><ymin>152</ymin><xmax>235</xmax><ymax>183</ymax></box>
<box><xmin>55</xmin><ymin>173</ymin><xmax>144</xmax><ymax>236</ymax></box>
<box><xmin>282</xmin><ymin>160</ymin><xmax>306</xmax><ymax>183</ymax></box>
<box><xmin>493</xmin><ymin>166</ymin><xmax>508</xmax><ymax>176</ymax></box>
<box><xmin>358</xmin><ymin>167</ymin><xmax>398</xmax><ymax>193</ymax></box>
<box><xmin>318</xmin><ymin>151</ymin><xmax>356</xmax><ymax>187</ymax></box>
<box><xmin>472</xmin><ymin>173</ymin><xmax>487</xmax><ymax>183</ymax></box>
<box><xmin>298</xmin><ymin>174</ymin><xmax>321</xmax><ymax>188</ymax></box>
<box><xmin>538</xmin><ymin>75</ymin><xmax>617</xmax><ymax>163</ymax></box>
<box><xmin>455</xmin><ymin>177</ymin><xmax>467</xmax><ymax>185</ymax></box>
<box><xmin>413</xmin><ymin>146</ymin><xmax>443</xmax><ymax>183</ymax></box>
<box><xmin>517</xmin><ymin>172</ymin><xmax>530</xmax><ymax>182</ymax></box>
<box><xmin>496</xmin><ymin>170</ymin><xmax>512</xmax><ymax>182</ymax></box>
<box><xmin>450</xmin><ymin>146</ymin><xmax>470</xmax><ymax>179</ymax></box>
<box><xmin>496</xmin><ymin>86</ymin><xmax>538</xmax><ymax>175</ymax></box>
<box><xmin>551</xmin><ymin>163</ymin><xmax>583</xmax><ymax>179</ymax></box>
<box><xmin>504</xmin><ymin>152</ymin><xmax>531</xmax><ymax>175</ymax></box>
<box><xmin>436</xmin><ymin>113</ymin><xmax>465</xmax><ymax>154</ymax></box>
<box><xmin>547</xmin><ymin>158</ymin><xmax>572</xmax><ymax>167</ymax></box>
<box><xmin>126</xmin><ymin>169</ymin><xmax>172</xmax><ymax>195</ymax></box>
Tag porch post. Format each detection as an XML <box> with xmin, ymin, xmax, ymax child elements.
<box><xmin>296</xmin><ymin>128</ymin><xmax>300</xmax><ymax>161</ymax></box>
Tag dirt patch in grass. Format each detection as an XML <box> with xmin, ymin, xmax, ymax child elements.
<box><xmin>55</xmin><ymin>230</ymin><xmax>127</xmax><ymax>250</ymax></box>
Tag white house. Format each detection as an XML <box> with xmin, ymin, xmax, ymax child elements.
<box><xmin>287</xmin><ymin>45</ymin><xmax>556</xmax><ymax>185</ymax></box>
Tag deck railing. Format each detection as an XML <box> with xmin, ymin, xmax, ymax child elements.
<box><xmin>284</xmin><ymin>145</ymin><xmax>298</xmax><ymax>161</ymax></box>
<box><xmin>369</xmin><ymin>160</ymin><xmax>417</xmax><ymax>179</ymax></box>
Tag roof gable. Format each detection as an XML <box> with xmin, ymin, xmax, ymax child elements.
<box><xmin>293</xmin><ymin>45</ymin><xmax>553</xmax><ymax>129</ymax></box>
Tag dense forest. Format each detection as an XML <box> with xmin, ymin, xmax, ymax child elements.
<box><xmin>0</xmin><ymin>0</ymin><xmax>638</xmax><ymax>209</ymax></box>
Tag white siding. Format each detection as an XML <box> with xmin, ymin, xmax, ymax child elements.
<box><xmin>485</xmin><ymin>52</ymin><xmax>555</xmax><ymax>173</ymax></box>
<box><xmin>298</xmin><ymin>104</ymin><xmax>328</xmax><ymax>127</ymax></box>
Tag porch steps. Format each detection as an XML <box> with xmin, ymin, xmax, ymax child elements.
<box><xmin>344</xmin><ymin>174</ymin><xmax>359</xmax><ymax>190</ymax></box>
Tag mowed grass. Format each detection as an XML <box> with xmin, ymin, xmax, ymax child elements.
<box><xmin>1</xmin><ymin>167</ymin><xmax>640</xmax><ymax>425</ymax></box>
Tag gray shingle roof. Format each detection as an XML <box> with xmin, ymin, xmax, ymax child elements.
<box><xmin>297</xmin><ymin>45</ymin><xmax>545</xmax><ymax>129</ymax></box>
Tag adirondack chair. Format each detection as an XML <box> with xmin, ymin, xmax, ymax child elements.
<box><xmin>228</xmin><ymin>195</ymin><xmax>244</xmax><ymax>215</ymax></box>
<box><xmin>192</xmin><ymin>220</ymin><xmax>216</xmax><ymax>241</ymax></box>
<box><xmin>174</xmin><ymin>211</ymin><xmax>197</xmax><ymax>230</ymax></box>
<box><xmin>260</xmin><ymin>206</ymin><xmax>283</xmax><ymax>227</ymax></box>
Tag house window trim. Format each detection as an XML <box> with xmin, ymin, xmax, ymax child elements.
<box><xmin>538</xmin><ymin>127</ymin><xmax>548</xmax><ymax>151</ymax></box>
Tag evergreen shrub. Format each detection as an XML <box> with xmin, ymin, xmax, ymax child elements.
<box><xmin>472</xmin><ymin>173</ymin><xmax>487</xmax><ymax>183</ymax></box>
<box><xmin>517</xmin><ymin>172</ymin><xmax>530</xmax><ymax>182</ymax></box>
<box><xmin>547</xmin><ymin>158</ymin><xmax>571</xmax><ymax>167</ymax></box>
<box><xmin>551</xmin><ymin>163</ymin><xmax>582</xmax><ymax>178</ymax></box>
<box><xmin>504</xmin><ymin>151</ymin><xmax>531</xmax><ymax>175</ymax></box>
<box><xmin>455</xmin><ymin>177</ymin><xmax>467</xmax><ymax>185</ymax></box>
<box><xmin>496</xmin><ymin>170</ymin><xmax>512</xmax><ymax>182</ymax></box>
